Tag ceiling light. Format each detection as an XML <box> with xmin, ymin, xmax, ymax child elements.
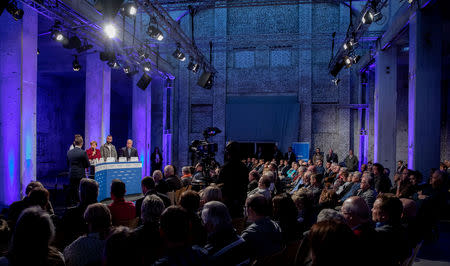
<box><xmin>362</xmin><ymin>10</ymin><xmax>374</xmax><ymax>24</ymax></box>
<box><xmin>72</xmin><ymin>55</ymin><xmax>81</xmax><ymax>71</ymax></box>
<box><xmin>51</xmin><ymin>30</ymin><xmax>65</xmax><ymax>42</ymax></box>
<box><xmin>187</xmin><ymin>61</ymin><xmax>200</xmax><ymax>73</ymax></box>
<box><xmin>172</xmin><ymin>47</ymin><xmax>186</xmax><ymax>62</ymax></box>
<box><xmin>147</xmin><ymin>25</ymin><xmax>164</xmax><ymax>41</ymax></box>
<box><xmin>332</xmin><ymin>78</ymin><xmax>341</xmax><ymax>86</ymax></box>
<box><xmin>343</xmin><ymin>39</ymin><xmax>357</xmax><ymax>50</ymax></box>
<box><xmin>143</xmin><ymin>62</ymin><xmax>152</xmax><ymax>72</ymax></box>
<box><xmin>6</xmin><ymin>1</ymin><xmax>24</xmax><ymax>21</ymax></box>
<box><xmin>104</xmin><ymin>24</ymin><xmax>117</xmax><ymax>39</ymax></box>
<box><xmin>121</xmin><ymin>3</ymin><xmax>137</xmax><ymax>16</ymax></box>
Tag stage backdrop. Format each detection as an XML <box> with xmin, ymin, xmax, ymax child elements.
<box><xmin>226</xmin><ymin>96</ymin><xmax>300</xmax><ymax>152</ymax></box>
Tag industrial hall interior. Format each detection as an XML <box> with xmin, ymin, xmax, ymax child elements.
<box><xmin>0</xmin><ymin>0</ymin><xmax>450</xmax><ymax>266</ymax></box>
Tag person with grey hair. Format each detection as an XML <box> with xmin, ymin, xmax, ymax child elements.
<box><xmin>181</xmin><ymin>166</ymin><xmax>192</xmax><ymax>187</ymax></box>
<box><xmin>64</xmin><ymin>203</ymin><xmax>112</xmax><ymax>266</ymax></box>
<box><xmin>201</xmin><ymin>201</ymin><xmax>250</xmax><ymax>265</ymax></box>
<box><xmin>339</xmin><ymin>171</ymin><xmax>363</xmax><ymax>202</ymax></box>
<box><xmin>57</xmin><ymin>178</ymin><xmax>99</xmax><ymax>249</ymax></box>
<box><xmin>201</xmin><ymin>185</ymin><xmax>223</xmax><ymax>206</ymax></box>
<box><xmin>355</xmin><ymin>175</ymin><xmax>377</xmax><ymax>209</ymax></box>
<box><xmin>317</xmin><ymin>208</ymin><xmax>346</xmax><ymax>223</ymax></box>
<box><xmin>0</xmin><ymin>206</ymin><xmax>64</xmax><ymax>266</ymax></box>
<box><xmin>134</xmin><ymin>195</ymin><xmax>165</xmax><ymax>265</ymax></box>
<box><xmin>164</xmin><ymin>165</ymin><xmax>182</xmax><ymax>192</ymax></box>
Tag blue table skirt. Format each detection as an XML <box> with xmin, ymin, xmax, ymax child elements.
<box><xmin>95</xmin><ymin>162</ymin><xmax>142</xmax><ymax>202</ymax></box>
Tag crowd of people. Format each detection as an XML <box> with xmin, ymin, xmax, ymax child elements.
<box><xmin>0</xmin><ymin>141</ymin><xmax>449</xmax><ymax>266</ymax></box>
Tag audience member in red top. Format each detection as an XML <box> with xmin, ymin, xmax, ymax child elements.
<box><xmin>86</xmin><ymin>140</ymin><xmax>101</xmax><ymax>161</ymax></box>
<box><xmin>108</xmin><ymin>179</ymin><xmax>136</xmax><ymax>225</ymax></box>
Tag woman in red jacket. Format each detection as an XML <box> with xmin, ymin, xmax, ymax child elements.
<box><xmin>86</xmin><ymin>140</ymin><xmax>101</xmax><ymax>161</ymax></box>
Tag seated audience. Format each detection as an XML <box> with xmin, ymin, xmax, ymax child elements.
<box><xmin>57</xmin><ymin>178</ymin><xmax>99</xmax><ymax>249</ymax></box>
<box><xmin>286</xmin><ymin>162</ymin><xmax>299</xmax><ymax>181</ymax></box>
<box><xmin>179</xmin><ymin>191</ymin><xmax>207</xmax><ymax>246</ymax></box>
<box><xmin>372</xmin><ymin>194</ymin><xmax>410</xmax><ymax>265</ymax></box>
<box><xmin>103</xmin><ymin>226</ymin><xmax>140</xmax><ymax>266</ymax></box>
<box><xmin>153</xmin><ymin>170</ymin><xmax>169</xmax><ymax>194</ymax></box>
<box><xmin>241</xmin><ymin>194</ymin><xmax>283</xmax><ymax>261</ymax></box>
<box><xmin>308</xmin><ymin>173</ymin><xmax>323</xmax><ymax>203</ymax></box>
<box><xmin>339</xmin><ymin>171</ymin><xmax>362</xmax><ymax>202</ymax></box>
<box><xmin>201</xmin><ymin>201</ymin><xmax>250</xmax><ymax>265</ymax></box>
<box><xmin>64</xmin><ymin>203</ymin><xmax>111</xmax><ymax>266</ymax></box>
<box><xmin>164</xmin><ymin>165</ymin><xmax>182</xmax><ymax>192</ymax></box>
<box><xmin>355</xmin><ymin>174</ymin><xmax>377</xmax><ymax>209</ymax></box>
<box><xmin>247</xmin><ymin>170</ymin><xmax>260</xmax><ymax>192</ymax></box>
<box><xmin>307</xmin><ymin>220</ymin><xmax>357</xmax><ymax>266</ymax></box>
<box><xmin>200</xmin><ymin>185</ymin><xmax>223</xmax><ymax>206</ymax></box>
<box><xmin>247</xmin><ymin>173</ymin><xmax>272</xmax><ymax>201</ymax></box>
<box><xmin>272</xmin><ymin>193</ymin><xmax>303</xmax><ymax>244</ymax></box>
<box><xmin>108</xmin><ymin>179</ymin><xmax>136</xmax><ymax>226</ymax></box>
<box><xmin>317</xmin><ymin>189</ymin><xmax>338</xmax><ymax>212</ymax></box>
<box><xmin>373</xmin><ymin>163</ymin><xmax>392</xmax><ymax>193</ymax></box>
<box><xmin>155</xmin><ymin>206</ymin><xmax>208</xmax><ymax>265</ymax></box>
<box><xmin>292</xmin><ymin>189</ymin><xmax>315</xmax><ymax>229</ymax></box>
<box><xmin>0</xmin><ymin>219</ymin><xmax>9</xmax><ymax>257</ymax></box>
<box><xmin>7</xmin><ymin>181</ymin><xmax>54</xmax><ymax>229</ymax></box>
<box><xmin>181</xmin><ymin>166</ymin><xmax>193</xmax><ymax>187</ymax></box>
<box><xmin>135</xmin><ymin>176</ymin><xmax>171</xmax><ymax>220</ymax></box>
<box><xmin>134</xmin><ymin>195</ymin><xmax>165</xmax><ymax>265</ymax></box>
<box><xmin>0</xmin><ymin>207</ymin><xmax>64</xmax><ymax>266</ymax></box>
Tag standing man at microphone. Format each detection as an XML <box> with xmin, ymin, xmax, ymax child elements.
<box><xmin>67</xmin><ymin>135</ymin><xmax>90</xmax><ymax>205</ymax></box>
<box><xmin>100</xmin><ymin>135</ymin><xmax>118</xmax><ymax>161</ymax></box>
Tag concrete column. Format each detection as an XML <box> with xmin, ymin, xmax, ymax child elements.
<box><xmin>298</xmin><ymin>3</ymin><xmax>312</xmax><ymax>144</ymax></box>
<box><xmin>85</xmin><ymin>53</ymin><xmax>111</xmax><ymax>147</ymax></box>
<box><xmin>132</xmin><ymin>73</ymin><xmax>151</xmax><ymax>176</ymax></box>
<box><xmin>0</xmin><ymin>5</ymin><xmax>38</xmax><ymax>206</ymax></box>
<box><xmin>408</xmin><ymin>7</ymin><xmax>442</xmax><ymax>175</ymax></box>
<box><xmin>374</xmin><ymin>46</ymin><xmax>397</xmax><ymax>178</ymax></box>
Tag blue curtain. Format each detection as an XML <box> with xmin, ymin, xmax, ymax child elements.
<box><xmin>226</xmin><ymin>96</ymin><xmax>300</xmax><ymax>152</ymax></box>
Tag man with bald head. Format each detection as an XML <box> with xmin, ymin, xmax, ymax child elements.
<box><xmin>119</xmin><ymin>139</ymin><xmax>139</xmax><ymax>161</ymax></box>
<box><xmin>164</xmin><ymin>165</ymin><xmax>182</xmax><ymax>192</ymax></box>
<box><xmin>341</xmin><ymin>196</ymin><xmax>377</xmax><ymax>264</ymax></box>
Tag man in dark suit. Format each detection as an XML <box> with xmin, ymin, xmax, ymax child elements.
<box><xmin>135</xmin><ymin>176</ymin><xmax>171</xmax><ymax>222</ymax></box>
<box><xmin>285</xmin><ymin>146</ymin><xmax>296</xmax><ymax>164</ymax></box>
<box><xmin>119</xmin><ymin>139</ymin><xmax>139</xmax><ymax>160</ymax></box>
<box><xmin>67</xmin><ymin>135</ymin><xmax>90</xmax><ymax>205</ymax></box>
<box><xmin>326</xmin><ymin>148</ymin><xmax>339</xmax><ymax>163</ymax></box>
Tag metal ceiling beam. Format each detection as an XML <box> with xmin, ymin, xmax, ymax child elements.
<box><xmin>135</xmin><ymin>0</ymin><xmax>216</xmax><ymax>73</ymax></box>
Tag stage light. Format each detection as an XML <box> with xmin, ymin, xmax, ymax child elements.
<box><xmin>344</xmin><ymin>55</ymin><xmax>360</xmax><ymax>68</ymax></box>
<box><xmin>197</xmin><ymin>71</ymin><xmax>214</xmax><ymax>89</ymax></box>
<box><xmin>137</xmin><ymin>73</ymin><xmax>152</xmax><ymax>90</ymax></box>
<box><xmin>104</xmin><ymin>24</ymin><xmax>117</xmax><ymax>39</ymax></box>
<box><xmin>187</xmin><ymin>61</ymin><xmax>200</xmax><ymax>73</ymax></box>
<box><xmin>72</xmin><ymin>55</ymin><xmax>81</xmax><ymax>71</ymax></box>
<box><xmin>172</xmin><ymin>47</ymin><xmax>186</xmax><ymax>62</ymax></box>
<box><xmin>77</xmin><ymin>43</ymin><xmax>93</xmax><ymax>53</ymax></box>
<box><xmin>137</xmin><ymin>47</ymin><xmax>149</xmax><ymax>59</ymax></box>
<box><xmin>63</xmin><ymin>36</ymin><xmax>82</xmax><ymax>50</ymax></box>
<box><xmin>121</xmin><ymin>3</ymin><xmax>137</xmax><ymax>16</ymax></box>
<box><xmin>142</xmin><ymin>62</ymin><xmax>151</xmax><ymax>72</ymax></box>
<box><xmin>107</xmin><ymin>60</ymin><xmax>119</xmax><ymax>69</ymax></box>
<box><xmin>361</xmin><ymin>10</ymin><xmax>374</xmax><ymax>24</ymax></box>
<box><xmin>123</xmin><ymin>66</ymin><xmax>131</xmax><ymax>74</ymax></box>
<box><xmin>343</xmin><ymin>39</ymin><xmax>357</xmax><ymax>50</ymax></box>
<box><xmin>147</xmin><ymin>25</ymin><xmax>164</xmax><ymax>41</ymax></box>
<box><xmin>51</xmin><ymin>30</ymin><xmax>65</xmax><ymax>42</ymax></box>
<box><xmin>6</xmin><ymin>1</ymin><xmax>24</xmax><ymax>21</ymax></box>
<box><xmin>332</xmin><ymin>78</ymin><xmax>341</xmax><ymax>86</ymax></box>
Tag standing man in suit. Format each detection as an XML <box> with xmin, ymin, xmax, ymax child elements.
<box><xmin>67</xmin><ymin>135</ymin><xmax>90</xmax><ymax>206</ymax></box>
<box><xmin>119</xmin><ymin>139</ymin><xmax>139</xmax><ymax>160</ymax></box>
<box><xmin>100</xmin><ymin>135</ymin><xmax>118</xmax><ymax>161</ymax></box>
<box><xmin>285</xmin><ymin>146</ymin><xmax>296</xmax><ymax>164</ymax></box>
<box><xmin>326</xmin><ymin>148</ymin><xmax>339</xmax><ymax>164</ymax></box>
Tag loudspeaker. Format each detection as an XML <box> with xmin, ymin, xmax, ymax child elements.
<box><xmin>137</xmin><ymin>73</ymin><xmax>152</xmax><ymax>91</ymax></box>
<box><xmin>197</xmin><ymin>71</ymin><xmax>213</xmax><ymax>89</ymax></box>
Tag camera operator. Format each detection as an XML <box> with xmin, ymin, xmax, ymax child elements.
<box><xmin>216</xmin><ymin>141</ymin><xmax>249</xmax><ymax>219</ymax></box>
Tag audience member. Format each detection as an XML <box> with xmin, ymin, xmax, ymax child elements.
<box><xmin>164</xmin><ymin>165</ymin><xmax>182</xmax><ymax>192</ymax></box>
<box><xmin>0</xmin><ymin>219</ymin><xmax>9</xmax><ymax>257</ymax></box>
<box><xmin>108</xmin><ymin>179</ymin><xmax>136</xmax><ymax>226</ymax></box>
<box><xmin>247</xmin><ymin>170</ymin><xmax>260</xmax><ymax>192</ymax></box>
<box><xmin>200</xmin><ymin>185</ymin><xmax>223</xmax><ymax>206</ymax></box>
<box><xmin>0</xmin><ymin>207</ymin><xmax>64</xmax><ymax>266</ymax></box>
<box><xmin>285</xmin><ymin>146</ymin><xmax>296</xmax><ymax>164</ymax></box>
<box><xmin>247</xmin><ymin>173</ymin><xmax>272</xmax><ymax>201</ymax></box>
<box><xmin>272</xmin><ymin>193</ymin><xmax>303</xmax><ymax>244</ymax></box>
<box><xmin>241</xmin><ymin>194</ymin><xmax>283</xmax><ymax>260</ymax></box>
<box><xmin>344</xmin><ymin>149</ymin><xmax>358</xmax><ymax>172</ymax></box>
<box><xmin>155</xmin><ymin>206</ymin><xmax>208</xmax><ymax>265</ymax></box>
<box><xmin>153</xmin><ymin>170</ymin><xmax>169</xmax><ymax>194</ymax></box>
<box><xmin>372</xmin><ymin>194</ymin><xmax>410</xmax><ymax>265</ymax></box>
<box><xmin>57</xmin><ymin>178</ymin><xmax>99</xmax><ymax>249</ymax></box>
<box><xmin>339</xmin><ymin>171</ymin><xmax>362</xmax><ymax>202</ymax></box>
<box><xmin>103</xmin><ymin>226</ymin><xmax>140</xmax><ymax>266</ymax></box>
<box><xmin>355</xmin><ymin>174</ymin><xmax>377</xmax><ymax>209</ymax></box>
<box><xmin>134</xmin><ymin>195</ymin><xmax>165</xmax><ymax>265</ymax></box>
<box><xmin>373</xmin><ymin>163</ymin><xmax>392</xmax><ymax>193</ymax></box>
<box><xmin>325</xmin><ymin>148</ymin><xmax>338</xmax><ymax>163</ymax></box>
<box><xmin>217</xmin><ymin>142</ymin><xmax>249</xmax><ymax>218</ymax></box>
<box><xmin>64</xmin><ymin>203</ymin><xmax>111</xmax><ymax>266</ymax></box>
<box><xmin>181</xmin><ymin>166</ymin><xmax>193</xmax><ymax>187</ymax></box>
<box><xmin>317</xmin><ymin>189</ymin><xmax>338</xmax><ymax>212</ymax></box>
<box><xmin>201</xmin><ymin>201</ymin><xmax>250</xmax><ymax>265</ymax></box>
<box><xmin>179</xmin><ymin>191</ymin><xmax>207</xmax><ymax>246</ymax></box>
<box><xmin>135</xmin><ymin>176</ymin><xmax>171</xmax><ymax>220</ymax></box>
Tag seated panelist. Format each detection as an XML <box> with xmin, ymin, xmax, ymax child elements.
<box><xmin>119</xmin><ymin>139</ymin><xmax>139</xmax><ymax>160</ymax></box>
<box><xmin>86</xmin><ymin>140</ymin><xmax>101</xmax><ymax>161</ymax></box>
